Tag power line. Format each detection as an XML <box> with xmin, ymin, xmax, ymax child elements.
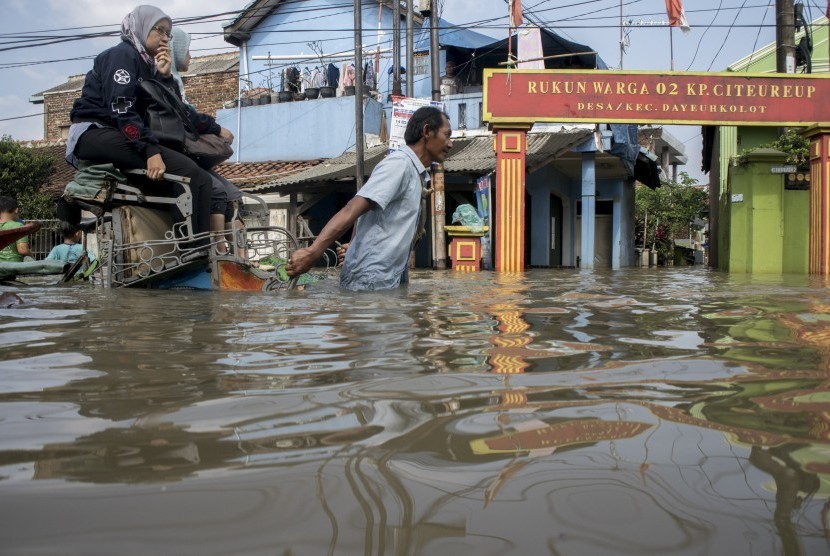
<box><xmin>0</xmin><ymin>113</ymin><xmax>43</xmax><ymax>122</ymax></box>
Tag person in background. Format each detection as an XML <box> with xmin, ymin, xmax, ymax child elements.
<box><xmin>45</xmin><ymin>223</ymin><xmax>96</xmax><ymax>264</ymax></box>
<box><xmin>0</xmin><ymin>196</ymin><xmax>34</xmax><ymax>263</ymax></box>
<box><xmin>440</xmin><ymin>60</ymin><xmax>463</xmax><ymax>96</ymax></box>
<box><xmin>168</xmin><ymin>27</ymin><xmax>241</xmax><ymax>255</ymax></box>
<box><xmin>67</xmin><ymin>5</ymin><xmax>233</xmax><ymax>248</ymax></box>
<box><xmin>285</xmin><ymin>106</ymin><xmax>453</xmax><ymax>291</ymax></box>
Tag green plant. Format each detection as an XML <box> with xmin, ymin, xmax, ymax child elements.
<box><xmin>635</xmin><ymin>172</ymin><xmax>708</xmax><ymax>264</ymax></box>
<box><xmin>0</xmin><ymin>135</ymin><xmax>57</xmax><ymax>219</ymax></box>
<box><xmin>733</xmin><ymin>128</ymin><xmax>809</xmax><ymax>167</ymax></box>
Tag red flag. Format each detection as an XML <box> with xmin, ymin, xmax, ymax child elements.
<box><xmin>510</xmin><ymin>0</ymin><xmax>523</xmax><ymax>27</ymax></box>
<box><xmin>665</xmin><ymin>0</ymin><xmax>691</xmax><ymax>33</ymax></box>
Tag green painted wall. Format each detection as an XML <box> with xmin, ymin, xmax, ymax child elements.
<box><xmin>726</xmin><ymin>149</ymin><xmax>809</xmax><ymax>273</ymax></box>
<box><xmin>715</xmin><ymin>16</ymin><xmax>827</xmax><ymax>273</ymax></box>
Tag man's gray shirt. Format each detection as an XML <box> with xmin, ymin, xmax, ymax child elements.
<box><xmin>340</xmin><ymin>145</ymin><xmax>428</xmax><ymax>291</ymax></box>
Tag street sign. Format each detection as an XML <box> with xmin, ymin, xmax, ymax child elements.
<box><xmin>770</xmin><ymin>165</ymin><xmax>798</xmax><ymax>174</ymax></box>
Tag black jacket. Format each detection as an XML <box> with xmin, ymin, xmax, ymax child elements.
<box><xmin>70</xmin><ymin>41</ymin><xmax>220</xmax><ymax>158</ymax></box>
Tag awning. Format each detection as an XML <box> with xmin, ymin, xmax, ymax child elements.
<box><xmin>253</xmin><ymin>128</ymin><xmax>595</xmax><ymax>194</ymax></box>
<box><xmin>445</xmin><ymin>128</ymin><xmax>593</xmax><ymax>173</ymax></box>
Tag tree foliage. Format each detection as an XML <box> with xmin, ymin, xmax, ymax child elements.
<box><xmin>635</xmin><ymin>172</ymin><xmax>708</xmax><ymax>262</ymax></box>
<box><xmin>734</xmin><ymin>128</ymin><xmax>810</xmax><ymax>167</ymax></box>
<box><xmin>0</xmin><ymin>135</ymin><xmax>57</xmax><ymax>220</ymax></box>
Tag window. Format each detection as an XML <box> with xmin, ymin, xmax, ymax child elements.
<box><xmin>458</xmin><ymin>103</ymin><xmax>467</xmax><ymax>130</ymax></box>
<box><xmin>413</xmin><ymin>53</ymin><xmax>429</xmax><ymax>76</ymax></box>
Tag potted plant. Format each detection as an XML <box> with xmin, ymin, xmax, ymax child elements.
<box><xmin>308</xmin><ymin>41</ymin><xmax>335</xmax><ymax>98</ymax></box>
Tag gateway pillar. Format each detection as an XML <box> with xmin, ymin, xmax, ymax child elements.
<box><xmin>803</xmin><ymin>126</ymin><xmax>830</xmax><ymax>274</ymax></box>
<box><xmin>493</xmin><ymin>126</ymin><xmax>530</xmax><ymax>272</ymax></box>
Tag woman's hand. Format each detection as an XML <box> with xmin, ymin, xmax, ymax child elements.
<box><xmin>155</xmin><ymin>45</ymin><xmax>172</xmax><ymax>77</ymax></box>
<box><xmin>219</xmin><ymin>127</ymin><xmax>234</xmax><ymax>144</ymax></box>
<box><xmin>146</xmin><ymin>153</ymin><xmax>166</xmax><ymax>181</ymax></box>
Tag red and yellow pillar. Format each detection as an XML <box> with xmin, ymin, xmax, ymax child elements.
<box><xmin>803</xmin><ymin>126</ymin><xmax>830</xmax><ymax>274</ymax></box>
<box><xmin>493</xmin><ymin>126</ymin><xmax>530</xmax><ymax>272</ymax></box>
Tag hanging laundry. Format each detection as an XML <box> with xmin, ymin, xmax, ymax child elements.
<box><xmin>284</xmin><ymin>67</ymin><xmax>301</xmax><ymax>93</ymax></box>
<box><xmin>363</xmin><ymin>62</ymin><xmax>376</xmax><ymax>90</ymax></box>
<box><xmin>339</xmin><ymin>62</ymin><xmax>355</xmax><ymax>96</ymax></box>
<box><xmin>326</xmin><ymin>63</ymin><xmax>340</xmax><ymax>89</ymax></box>
<box><xmin>301</xmin><ymin>67</ymin><xmax>312</xmax><ymax>92</ymax></box>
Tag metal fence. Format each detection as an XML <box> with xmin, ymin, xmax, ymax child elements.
<box><xmin>22</xmin><ymin>220</ymin><xmax>63</xmax><ymax>260</ymax></box>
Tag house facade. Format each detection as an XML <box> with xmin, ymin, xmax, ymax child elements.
<box><xmin>218</xmin><ymin>0</ymin><xmax>671</xmax><ymax>270</ymax></box>
<box><xmin>29</xmin><ymin>0</ymin><xmax>674</xmax><ymax>270</ymax></box>
<box><xmin>709</xmin><ymin>15</ymin><xmax>829</xmax><ymax>273</ymax></box>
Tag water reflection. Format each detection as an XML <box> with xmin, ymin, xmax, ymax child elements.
<box><xmin>1</xmin><ymin>270</ymin><xmax>829</xmax><ymax>554</ymax></box>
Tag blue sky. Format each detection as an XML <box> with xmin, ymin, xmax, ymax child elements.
<box><xmin>0</xmin><ymin>1</ymin><xmax>806</xmax><ymax>184</ymax></box>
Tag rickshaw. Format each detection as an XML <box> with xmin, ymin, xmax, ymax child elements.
<box><xmin>33</xmin><ymin>164</ymin><xmax>306</xmax><ymax>290</ymax></box>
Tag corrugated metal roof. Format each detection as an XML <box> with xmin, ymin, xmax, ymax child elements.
<box><xmin>444</xmin><ymin>129</ymin><xmax>593</xmax><ymax>173</ymax></box>
<box><xmin>36</xmin><ymin>75</ymin><xmax>85</xmax><ymax>97</ymax></box>
<box><xmin>251</xmin><ymin>145</ymin><xmax>389</xmax><ymax>193</ymax></box>
<box><xmin>413</xmin><ymin>17</ymin><xmax>498</xmax><ymax>52</ymax></box>
<box><xmin>224</xmin><ymin>0</ymin><xmax>422</xmax><ymax>45</ymax></box>
<box><xmin>252</xmin><ymin>129</ymin><xmax>594</xmax><ymax>193</ymax></box>
<box><xmin>184</xmin><ymin>52</ymin><xmax>238</xmax><ymax>76</ymax></box>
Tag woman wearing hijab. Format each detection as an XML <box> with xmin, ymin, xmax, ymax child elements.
<box><xmin>67</xmin><ymin>5</ymin><xmax>232</xmax><ymax>245</ymax></box>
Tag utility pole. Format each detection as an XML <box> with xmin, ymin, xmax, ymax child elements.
<box><xmin>776</xmin><ymin>0</ymin><xmax>796</xmax><ymax>74</ymax></box>
<box><xmin>354</xmin><ymin>0</ymin><xmax>365</xmax><ymax>189</ymax></box>
<box><xmin>619</xmin><ymin>0</ymin><xmax>624</xmax><ymax>70</ymax></box>
<box><xmin>392</xmin><ymin>0</ymin><xmax>401</xmax><ymax>96</ymax></box>
<box><xmin>406</xmin><ymin>0</ymin><xmax>414</xmax><ymax>97</ymax></box>
<box><xmin>424</xmin><ymin>0</ymin><xmax>447</xmax><ymax>269</ymax></box>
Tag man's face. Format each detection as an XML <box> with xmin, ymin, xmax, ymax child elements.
<box><xmin>424</xmin><ymin>116</ymin><xmax>453</xmax><ymax>164</ymax></box>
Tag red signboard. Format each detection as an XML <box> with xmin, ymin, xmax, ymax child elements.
<box><xmin>483</xmin><ymin>69</ymin><xmax>830</xmax><ymax>126</ymax></box>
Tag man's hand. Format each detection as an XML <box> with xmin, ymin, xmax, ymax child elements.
<box><xmin>146</xmin><ymin>153</ymin><xmax>166</xmax><ymax>180</ymax></box>
<box><xmin>285</xmin><ymin>247</ymin><xmax>318</xmax><ymax>277</ymax></box>
<box><xmin>155</xmin><ymin>45</ymin><xmax>172</xmax><ymax>77</ymax></box>
<box><xmin>335</xmin><ymin>242</ymin><xmax>349</xmax><ymax>266</ymax></box>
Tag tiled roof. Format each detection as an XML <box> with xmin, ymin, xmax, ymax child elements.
<box><xmin>214</xmin><ymin>159</ymin><xmax>323</xmax><ymax>187</ymax></box>
<box><xmin>19</xmin><ymin>138</ymin><xmax>321</xmax><ymax>198</ymax></box>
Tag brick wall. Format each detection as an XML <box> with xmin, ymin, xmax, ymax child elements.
<box><xmin>40</xmin><ymin>69</ymin><xmax>239</xmax><ymax>141</ymax></box>
<box><xmin>182</xmin><ymin>71</ymin><xmax>239</xmax><ymax>117</ymax></box>
<box><xmin>43</xmin><ymin>91</ymin><xmax>79</xmax><ymax>141</ymax></box>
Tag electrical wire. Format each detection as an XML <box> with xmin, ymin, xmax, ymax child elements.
<box><xmin>684</xmin><ymin>0</ymin><xmax>726</xmax><ymax>71</ymax></box>
<box><xmin>738</xmin><ymin>0</ymin><xmax>774</xmax><ymax>72</ymax></box>
<box><xmin>707</xmin><ymin>0</ymin><xmax>750</xmax><ymax>71</ymax></box>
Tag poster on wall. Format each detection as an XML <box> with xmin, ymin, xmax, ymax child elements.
<box><xmin>389</xmin><ymin>96</ymin><xmax>445</xmax><ymax>152</ymax></box>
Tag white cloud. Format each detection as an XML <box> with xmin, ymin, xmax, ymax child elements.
<box><xmin>0</xmin><ymin>94</ymin><xmax>43</xmax><ymax>141</ymax></box>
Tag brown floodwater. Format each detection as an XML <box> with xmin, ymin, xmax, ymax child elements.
<box><xmin>1</xmin><ymin>267</ymin><xmax>829</xmax><ymax>555</ymax></box>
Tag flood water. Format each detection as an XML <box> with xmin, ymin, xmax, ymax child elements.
<box><xmin>1</xmin><ymin>267</ymin><xmax>829</xmax><ymax>555</ymax></box>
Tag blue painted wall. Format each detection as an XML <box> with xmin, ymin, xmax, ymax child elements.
<box><xmin>239</xmin><ymin>0</ymin><xmax>407</xmax><ymax>98</ymax></box>
<box><xmin>217</xmin><ymin>96</ymin><xmax>383</xmax><ymax>161</ymax></box>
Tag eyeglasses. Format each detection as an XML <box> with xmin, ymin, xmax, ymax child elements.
<box><xmin>151</xmin><ymin>25</ymin><xmax>172</xmax><ymax>39</ymax></box>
